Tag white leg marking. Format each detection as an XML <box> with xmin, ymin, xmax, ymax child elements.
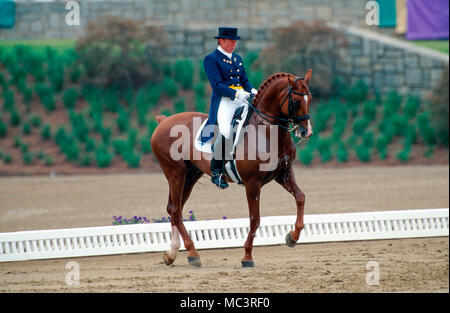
<box><xmin>167</xmin><ymin>226</ymin><xmax>181</xmax><ymax>259</ymax></box>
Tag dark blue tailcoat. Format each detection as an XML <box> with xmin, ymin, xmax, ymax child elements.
<box><xmin>200</xmin><ymin>49</ymin><xmax>253</xmax><ymax>143</ymax></box>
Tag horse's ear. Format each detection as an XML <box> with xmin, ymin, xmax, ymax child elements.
<box><xmin>305</xmin><ymin>69</ymin><xmax>312</xmax><ymax>85</ymax></box>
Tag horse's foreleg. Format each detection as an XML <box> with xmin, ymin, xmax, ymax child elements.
<box><xmin>276</xmin><ymin>167</ymin><xmax>305</xmax><ymax>246</ymax></box>
<box><xmin>242</xmin><ymin>182</ymin><xmax>262</xmax><ymax>267</ymax></box>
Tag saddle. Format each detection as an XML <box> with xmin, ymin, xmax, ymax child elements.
<box><xmin>194</xmin><ymin>105</ymin><xmax>253</xmax><ymax>185</ymax></box>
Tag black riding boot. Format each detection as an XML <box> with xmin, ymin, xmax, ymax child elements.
<box><xmin>211</xmin><ymin>135</ymin><xmax>228</xmax><ymax>189</ymax></box>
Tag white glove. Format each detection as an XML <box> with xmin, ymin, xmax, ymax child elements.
<box><xmin>251</xmin><ymin>88</ymin><xmax>258</xmax><ymax>96</ymax></box>
<box><xmin>235</xmin><ymin>89</ymin><xmax>251</xmax><ymax>101</ymax></box>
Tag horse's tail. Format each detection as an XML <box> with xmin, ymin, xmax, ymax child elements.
<box><xmin>155</xmin><ymin>115</ymin><xmax>167</xmax><ymax>124</ymax></box>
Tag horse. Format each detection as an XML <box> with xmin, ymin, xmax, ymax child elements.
<box><xmin>150</xmin><ymin>70</ymin><xmax>313</xmax><ymax>267</ymax></box>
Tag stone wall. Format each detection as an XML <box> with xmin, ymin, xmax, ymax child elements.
<box><xmin>332</xmin><ymin>25</ymin><xmax>449</xmax><ymax>96</ymax></box>
<box><xmin>1</xmin><ymin>0</ymin><xmax>448</xmax><ymax>96</ymax></box>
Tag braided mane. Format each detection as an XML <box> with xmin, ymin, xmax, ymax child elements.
<box><xmin>252</xmin><ymin>72</ymin><xmax>294</xmax><ymax>106</ymax></box>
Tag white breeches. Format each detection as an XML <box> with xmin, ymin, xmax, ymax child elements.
<box><xmin>217</xmin><ymin>97</ymin><xmax>248</xmax><ymax>139</ymax></box>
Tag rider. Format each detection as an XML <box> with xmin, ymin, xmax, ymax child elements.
<box><xmin>201</xmin><ymin>27</ymin><xmax>258</xmax><ymax>189</ymax></box>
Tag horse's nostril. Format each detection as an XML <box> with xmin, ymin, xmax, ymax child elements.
<box><xmin>301</xmin><ymin>130</ymin><xmax>307</xmax><ymax>137</ymax></box>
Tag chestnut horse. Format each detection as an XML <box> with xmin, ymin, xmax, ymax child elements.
<box><xmin>150</xmin><ymin>71</ymin><xmax>313</xmax><ymax>267</ymax></box>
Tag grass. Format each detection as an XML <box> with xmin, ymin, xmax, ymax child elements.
<box><xmin>410</xmin><ymin>40</ymin><xmax>449</xmax><ymax>54</ymax></box>
<box><xmin>0</xmin><ymin>39</ymin><xmax>76</xmax><ymax>54</ymax></box>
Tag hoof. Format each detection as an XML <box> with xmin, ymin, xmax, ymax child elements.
<box><xmin>187</xmin><ymin>256</ymin><xmax>202</xmax><ymax>267</ymax></box>
<box><xmin>241</xmin><ymin>260</ymin><xmax>255</xmax><ymax>268</ymax></box>
<box><xmin>163</xmin><ymin>252</ymin><xmax>175</xmax><ymax>266</ymax></box>
<box><xmin>285</xmin><ymin>232</ymin><xmax>297</xmax><ymax>247</ymax></box>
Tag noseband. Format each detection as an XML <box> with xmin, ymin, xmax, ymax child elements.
<box><xmin>248</xmin><ymin>77</ymin><xmax>311</xmax><ymax>132</ymax></box>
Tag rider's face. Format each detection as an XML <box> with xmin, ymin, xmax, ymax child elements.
<box><xmin>219</xmin><ymin>39</ymin><xmax>237</xmax><ymax>53</ymax></box>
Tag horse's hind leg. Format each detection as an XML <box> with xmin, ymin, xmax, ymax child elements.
<box><xmin>163</xmin><ymin>194</ymin><xmax>181</xmax><ymax>266</ymax></box>
<box><xmin>164</xmin><ymin>166</ymin><xmax>203</xmax><ymax>267</ymax></box>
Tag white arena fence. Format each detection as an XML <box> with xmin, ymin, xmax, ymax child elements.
<box><xmin>0</xmin><ymin>208</ymin><xmax>448</xmax><ymax>262</ymax></box>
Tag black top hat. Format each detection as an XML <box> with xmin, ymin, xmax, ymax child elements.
<box><xmin>214</xmin><ymin>27</ymin><xmax>241</xmax><ymax>40</ymax></box>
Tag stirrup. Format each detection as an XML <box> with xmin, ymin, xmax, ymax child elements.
<box><xmin>211</xmin><ymin>172</ymin><xmax>229</xmax><ymax>189</ymax></box>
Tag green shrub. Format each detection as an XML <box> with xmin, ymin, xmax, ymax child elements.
<box><xmin>127</xmin><ymin>128</ymin><xmax>138</xmax><ymax>148</ymax></box>
<box><xmin>13</xmin><ymin>135</ymin><xmax>22</xmax><ymax>148</ymax></box>
<box><xmin>174</xmin><ymin>97</ymin><xmax>186</xmax><ymax>113</ymax></box>
<box><xmin>198</xmin><ymin>61</ymin><xmax>208</xmax><ymax>82</ymax></box>
<box><xmin>101</xmin><ymin>127</ymin><xmax>111</xmax><ymax>144</ymax></box>
<box><xmin>63</xmin><ymin>88</ymin><xmax>79</xmax><ymax>110</ymax></box>
<box><xmin>3</xmin><ymin>153</ymin><xmax>12</xmax><ymax>164</ymax></box>
<box><xmin>0</xmin><ymin>119</ymin><xmax>7</xmax><ymax>138</ymax></box>
<box><xmin>396</xmin><ymin>144</ymin><xmax>411</xmax><ymax>163</ymax></box>
<box><xmin>147</xmin><ymin>119</ymin><xmax>158</xmax><ymax>137</ymax></box>
<box><xmin>85</xmin><ymin>137</ymin><xmax>96</xmax><ymax>152</ymax></box>
<box><xmin>69</xmin><ymin>111</ymin><xmax>89</xmax><ymax>143</ymax></box>
<box><xmin>355</xmin><ymin>145</ymin><xmax>371</xmax><ymax>162</ymax></box>
<box><xmin>174</xmin><ymin>59</ymin><xmax>194</xmax><ymax>90</ymax></box>
<box><xmin>194</xmin><ymin>96</ymin><xmax>206</xmax><ymax>113</ymax></box>
<box><xmin>140</xmin><ymin>136</ymin><xmax>152</xmax><ymax>154</ymax></box>
<box><xmin>10</xmin><ymin>109</ymin><xmax>21</xmax><ymax>127</ymax></box>
<box><xmin>362</xmin><ymin>130</ymin><xmax>374</xmax><ymax>148</ymax></box>
<box><xmin>313</xmin><ymin>107</ymin><xmax>332</xmax><ymax>133</ymax></box>
<box><xmin>347</xmin><ymin>80</ymin><xmax>368</xmax><ymax>104</ymax></box>
<box><xmin>299</xmin><ymin>147</ymin><xmax>314</xmax><ymax>165</ymax></box>
<box><xmin>194</xmin><ymin>82</ymin><xmax>205</xmax><ymax>99</ymax></box>
<box><xmin>336</xmin><ymin>142</ymin><xmax>348</xmax><ymax>163</ymax></box>
<box><xmin>3</xmin><ymin>90</ymin><xmax>14</xmax><ymax>111</ymax></box>
<box><xmin>112</xmin><ymin>139</ymin><xmax>128</xmax><ymax>156</ymax></box>
<box><xmin>22</xmin><ymin>151</ymin><xmax>33</xmax><ymax>165</ymax></box>
<box><xmin>163</xmin><ymin>77</ymin><xmax>178</xmax><ymax>98</ymax></box>
<box><xmin>79</xmin><ymin>154</ymin><xmax>93</xmax><ymax>167</ymax></box>
<box><xmin>104</xmin><ymin>89</ymin><xmax>119</xmax><ymax>113</ymax></box>
<box><xmin>48</xmin><ymin>60</ymin><xmax>65</xmax><ymax>92</ymax></box>
<box><xmin>249</xmin><ymin>71</ymin><xmax>264</xmax><ymax>90</ymax></box>
<box><xmin>363</xmin><ymin>99</ymin><xmax>377</xmax><ymax>121</ymax></box>
<box><xmin>417</xmin><ymin>112</ymin><xmax>437</xmax><ymax>146</ymax></box>
<box><xmin>28</xmin><ymin>114</ymin><xmax>42</xmax><ymax>128</ymax></box>
<box><xmin>117</xmin><ymin>109</ymin><xmax>129</xmax><ymax>133</ymax></box>
<box><xmin>42</xmin><ymin>94</ymin><xmax>55</xmax><ymax>112</ymax></box>
<box><xmin>403</xmin><ymin>96</ymin><xmax>420</xmax><ymax>120</ymax></box>
<box><xmin>22</xmin><ymin>87</ymin><xmax>33</xmax><ymax>112</ymax></box>
<box><xmin>22</xmin><ymin>122</ymin><xmax>31</xmax><ymax>135</ymax></box>
<box><xmin>45</xmin><ymin>154</ymin><xmax>54</xmax><ymax>166</ymax></box>
<box><xmin>383</xmin><ymin>90</ymin><xmax>402</xmax><ymax>117</ymax></box>
<box><xmin>70</xmin><ymin>67</ymin><xmax>82</xmax><ymax>83</ymax></box>
<box><xmin>375</xmin><ymin>134</ymin><xmax>388</xmax><ymax>152</ymax></box>
<box><xmin>317</xmin><ymin>138</ymin><xmax>332</xmax><ymax>163</ymax></box>
<box><xmin>60</xmin><ymin>135</ymin><xmax>80</xmax><ymax>162</ymax></box>
<box><xmin>95</xmin><ymin>145</ymin><xmax>113</xmax><ymax>168</ymax></box>
<box><xmin>378</xmin><ymin>147</ymin><xmax>388</xmax><ymax>161</ymax></box>
<box><xmin>54</xmin><ymin>126</ymin><xmax>67</xmax><ymax>146</ymax></box>
<box><xmin>352</xmin><ymin>117</ymin><xmax>370</xmax><ymax>136</ymax></box>
<box><xmin>147</xmin><ymin>84</ymin><xmax>161</xmax><ymax>105</ymax></box>
<box><xmin>123</xmin><ymin>150</ymin><xmax>141</xmax><ymax>168</ymax></box>
<box><xmin>41</xmin><ymin>124</ymin><xmax>51</xmax><ymax>141</ymax></box>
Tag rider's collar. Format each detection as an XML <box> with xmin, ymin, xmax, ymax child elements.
<box><xmin>217</xmin><ymin>46</ymin><xmax>232</xmax><ymax>59</ymax></box>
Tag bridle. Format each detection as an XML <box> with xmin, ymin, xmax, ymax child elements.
<box><xmin>248</xmin><ymin>77</ymin><xmax>311</xmax><ymax>135</ymax></box>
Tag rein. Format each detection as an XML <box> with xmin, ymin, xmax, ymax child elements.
<box><xmin>248</xmin><ymin>77</ymin><xmax>311</xmax><ymax>134</ymax></box>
